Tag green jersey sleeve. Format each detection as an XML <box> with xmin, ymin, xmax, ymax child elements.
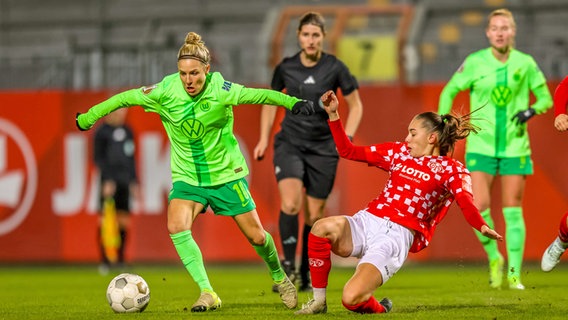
<box><xmin>77</xmin><ymin>83</ymin><xmax>164</xmax><ymax>130</ymax></box>
<box><xmin>237</xmin><ymin>87</ymin><xmax>300</xmax><ymax>110</ymax></box>
<box><xmin>526</xmin><ymin>57</ymin><xmax>553</xmax><ymax>114</ymax></box>
<box><xmin>203</xmin><ymin>72</ymin><xmax>300</xmax><ymax>110</ymax></box>
<box><xmin>211</xmin><ymin>72</ymin><xmax>300</xmax><ymax>109</ymax></box>
<box><xmin>438</xmin><ymin>57</ymin><xmax>474</xmax><ymax>115</ymax></box>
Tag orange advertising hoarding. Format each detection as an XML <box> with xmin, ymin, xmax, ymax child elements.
<box><xmin>0</xmin><ymin>84</ymin><xmax>566</xmax><ymax>263</ymax></box>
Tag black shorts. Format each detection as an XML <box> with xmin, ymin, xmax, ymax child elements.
<box><xmin>273</xmin><ymin>133</ymin><xmax>339</xmax><ymax>199</ymax></box>
<box><xmin>99</xmin><ymin>182</ymin><xmax>131</xmax><ymax>213</ymax></box>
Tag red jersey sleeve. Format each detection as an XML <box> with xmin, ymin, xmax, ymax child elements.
<box><xmin>328</xmin><ymin>119</ymin><xmax>367</xmax><ymax>162</ymax></box>
<box><xmin>447</xmin><ymin>171</ymin><xmax>487</xmax><ymax>231</ymax></box>
<box><xmin>328</xmin><ymin>119</ymin><xmax>396</xmax><ymax>171</ymax></box>
<box><xmin>554</xmin><ymin>76</ymin><xmax>568</xmax><ymax>117</ymax></box>
<box><xmin>454</xmin><ymin>191</ymin><xmax>486</xmax><ymax>232</ymax></box>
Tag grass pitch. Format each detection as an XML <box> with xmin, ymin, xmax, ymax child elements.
<box><xmin>1</xmin><ymin>261</ymin><xmax>567</xmax><ymax>319</ymax></box>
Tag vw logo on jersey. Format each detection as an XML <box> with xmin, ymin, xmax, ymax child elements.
<box><xmin>491</xmin><ymin>85</ymin><xmax>512</xmax><ymax>108</ymax></box>
<box><xmin>180</xmin><ymin>119</ymin><xmax>205</xmax><ymax>140</ymax></box>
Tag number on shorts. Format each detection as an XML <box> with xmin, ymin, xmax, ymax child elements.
<box><xmin>232</xmin><ymin>180</ymin><xmax>251</xmax><ymax>206</ymax></box>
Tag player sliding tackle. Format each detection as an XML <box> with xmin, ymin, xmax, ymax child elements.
<box><xmin>295</xmin><ymin>90</ymin><xmax>502</xmax><ymax>315</ymax></box>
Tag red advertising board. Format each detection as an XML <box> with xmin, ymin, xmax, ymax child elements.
<box><xmin>0</xmin><ymin>83</ymin><xmax>566</xmax><ymax>263</ymax></box>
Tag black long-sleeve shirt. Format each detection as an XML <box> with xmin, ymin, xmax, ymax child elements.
<box><xmin>271</xmin><ymin>52</ymin><xmax>359</xmax><ymax>143</ymax></box>
<box><xmin>93</xmin><ymin>123</ymin><xmax>137</xmax><ymax>186</ymax></box>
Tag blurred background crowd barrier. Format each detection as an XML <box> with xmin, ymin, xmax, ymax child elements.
<box><xmin>0</xmin><ymin>0</ymin><xmax>567</xmax><ymax>263</ymax></box>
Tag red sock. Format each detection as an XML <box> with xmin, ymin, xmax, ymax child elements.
<box><xmin>308</xmin><ymin>233</ymin><xmax>332</xmax><ymax>289</ymax></box>
<box><xmin>342</xmin><ymin>296</ymin><xmax>386</xmax><ymax>314</ymax></box>
<box><xmin>559</xmin><ymin>212</ymin><xmax>568</xmax><ymax>243</ymax></box>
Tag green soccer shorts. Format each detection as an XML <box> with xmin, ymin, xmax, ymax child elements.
<box><xmin>465</xmin><ymin>152</ymin><xmax>533</xmax><ymax>176</ymax></box>
<box><xmin>169</xmin><ymin>178</ymin><xmax>256</xmax><ymax>216</ymax></box>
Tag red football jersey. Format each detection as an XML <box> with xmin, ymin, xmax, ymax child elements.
<box><xmin>554</xmin><ymin>75</ymin><xmax>568</xmax><ymax>117</ymax></box>
<box><xmin>329</xmin><ymin>120</ymin><xmax>484</xmax><ymax>253</ymax></box>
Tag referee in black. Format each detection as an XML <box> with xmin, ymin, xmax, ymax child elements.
<box><xmin>94</xmin><ymin>107</ymin><xmax>138</xmax><ymax>275</ymax></box>
<box><xmin>254</xmin><ymin>12</ymin><xmax>363</xmax><ymax>292</ymax></box>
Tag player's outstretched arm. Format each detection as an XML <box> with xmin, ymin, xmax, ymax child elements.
<box><xmin>554</xmin><ymin>114</ymin><xmax>568</xmax><ymax>132</ymax></box>
<box><xmin>480</xmin><ymin>225</ymin><xmax>503</xmax><ymax>241</ymax></box>
<box><xmin>291</xmin><ymin>100</ymin><xmax>315</xmax><ymax>115</ymax></box>
<box><xmin>454</xmin><ymin>188</ymin><xmax>503</xmax><ymax>242</ymax></box>
<box><xmin>76</xmin><ymin>113</ymin><xmax>88</xmax><ymax>131</ymax></box>
<box><xmin>320</xmin><ymin>90</ymin><xmax>339</xmax><ymax>121</ymax></box>
<box><xmin>553</xmin><ymin>76</ymin><xmax>568</xmax><ymax>131</ymax></box>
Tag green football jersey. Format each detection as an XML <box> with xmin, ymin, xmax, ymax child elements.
<box><xmin>78</xmin><ymin>71</ymin><xmax>300</xmax><ymax>186</ymax></box>
<box><xmin>438</xmin><ymin>48</ymin><xmax>552</xmax><ymax>157</ymax></box>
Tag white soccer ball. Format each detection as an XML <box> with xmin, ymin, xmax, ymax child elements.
<box><xmin>106</xmin><ymin>273</ymin><xmax>150</xmax><ymax>313</ymax></box>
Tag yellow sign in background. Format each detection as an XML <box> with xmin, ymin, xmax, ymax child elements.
<box><xmin>337</xmin><ymin>35</ymin><xmax>398</xmax><ymax>82</ymax></box>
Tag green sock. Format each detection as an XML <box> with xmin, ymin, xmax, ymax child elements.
<box><xmin>503</xmin><ymin>207</ymin><xmax>526</xmax><ymax>279</ymax></box>
<box><xmin>474</xmin><ymin>209</ymin><xmax>501</xmax><ymax>261</ymax></box>
<box><xmin>170</xmin><ymin>230</ymin><xmax>213</xmax><ymax>292</ymax></box>
<box><xmin>253</xmin><ymin>231</ymin><xmax>286</xmax><ymax>283</ymax></box>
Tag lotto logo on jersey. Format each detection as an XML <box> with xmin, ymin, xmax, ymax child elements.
<box><xmin>393</xmin><ymin>163</ymin><xmax>431</xmax><ymax>181</ymax></box>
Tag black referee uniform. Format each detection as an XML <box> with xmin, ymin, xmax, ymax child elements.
<box><xmin>94</xmin><ymin>122</ymin><xmax>137</xmax><ymax>212</ymax></box>
<box><xmin>271</xmin><ymin>51</ymin><xmax>359</xmax><ymax>289</ymax></box>
<box><xmin>272</xmin><ymin>52</ymin><xmax>358</xmax><ymax>199</ymax></box>
<box><xmin>93</xmin><ymin>121</ymin><xmax>137</xmax><ymax>269</ymax></box>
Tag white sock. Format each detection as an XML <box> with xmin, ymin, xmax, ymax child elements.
<box><xmin>313</xmin><ymin>288</ymin><xmax>326</xmax><ymax>302</ymax></box>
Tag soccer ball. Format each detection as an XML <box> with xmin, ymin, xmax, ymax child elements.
<box><xmin>106</xmin><ymin>273</ymin><xmax>150</xmax><ymax>313</ymax></box>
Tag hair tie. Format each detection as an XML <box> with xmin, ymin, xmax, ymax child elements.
<box><xmin>178</xmin><ymin>55</ymin><xmax>208</xmax><ymax>64</ymax></box>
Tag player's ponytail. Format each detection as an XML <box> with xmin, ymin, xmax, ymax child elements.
<box><xmin>417</xmin><ymin>111</ymin><xmax>480</xmax><ymax>156</ymax></box>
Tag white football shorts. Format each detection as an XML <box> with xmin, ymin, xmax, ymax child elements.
<box><xmin>346</xmin><ymin>209</ymin><xmax>414</xmax><ymax>284</ymax></box>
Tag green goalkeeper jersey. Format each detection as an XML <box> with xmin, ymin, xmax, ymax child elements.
<box><xmin>78</xmin><ymin>71</ymin><xmax>300</xmax><ymax>186</ymax></box>
<box><xmin>438</xmin><ymin>48</ymin><xmax>552</xmax><ymax>158</ymax></box>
